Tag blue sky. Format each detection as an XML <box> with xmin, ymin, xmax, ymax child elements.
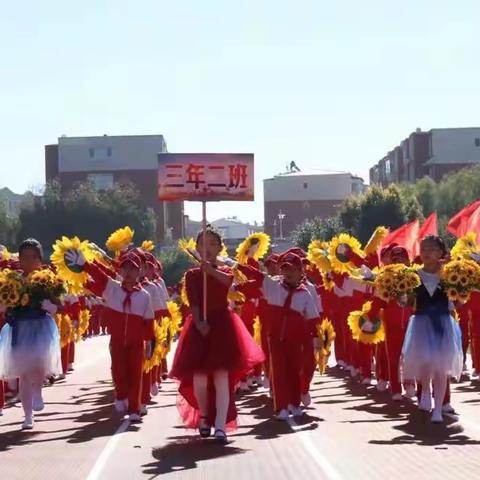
<box><xmin>2</xmin><ymin>1</ymin><xmax>480</xmax><ymax>223</ymax></box>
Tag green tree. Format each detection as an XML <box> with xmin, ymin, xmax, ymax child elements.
<box><xmin>291</xmin><ymin>216</ymin><xmax>343</xmax><ymax>250</ymax></box>
<box><xmin>17</xmin><ymin>181</ymin><xmax>156</xmax><ymax>256</ymax></box>
<box><xmin>0</xmin><ymin>200</ymin><xmax>18</xmax><ymax>249</ymax></box>
<box><xmin>157</xmin><ymin>248</ymin><xmax>194</xmax><ymax>286</ymax></box>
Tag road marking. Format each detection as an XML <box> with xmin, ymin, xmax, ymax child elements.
<box><xmin>85</xmin><ymin>419</ymin><xmax>130</xmax><ymax>480</ymax></box>
<box><xmin>287</xmin><ymin>417</ymin><xmax>343</xmax><ymax>480</ymax></box>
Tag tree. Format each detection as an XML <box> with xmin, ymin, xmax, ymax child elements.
<box><xmin>17</xmin><ymin>181</ymin><xmax>156</xmax><ymax>255</ymax></box>
<box><xmin>291</xmin><ymin>216</ymin><xmax>343</xmax><ymax>250</ymax></box>
<box><xmin>157</xmin><ymin>248</ymin><xmax>194</xmax><ymax>286</ymax></box>
<box><xmin>0</xmin><ymin>200</ymin><xmax>18</xmax><ymax>249</ymax></box>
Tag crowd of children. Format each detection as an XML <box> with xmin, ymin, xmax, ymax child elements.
<box><xmin>0</xmin><ymin>214</ymin><xmax>479</xmax><ymax>442</ymax></box>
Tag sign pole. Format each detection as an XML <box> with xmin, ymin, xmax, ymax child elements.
<box><xmin>202</xmin><ymin>200</ymin><xmax>207</xmax><ymax>324</ymax></box>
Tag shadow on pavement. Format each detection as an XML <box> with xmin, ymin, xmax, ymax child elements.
<box><xmin>143</xmin><ymin>437</ymin><xmax>248</xmax><ymax>476</ymax></box>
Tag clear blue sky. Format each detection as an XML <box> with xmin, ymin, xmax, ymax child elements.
<box><xmin>2</xmin><ymin>1</ymin><xmax>479</xmax><ymax>223</ymax></box>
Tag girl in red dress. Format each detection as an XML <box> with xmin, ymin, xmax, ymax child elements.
<box><xmin>170</xmin><ymin>225</ymin><xmax>264</xmax><ymax>443</ymax></box>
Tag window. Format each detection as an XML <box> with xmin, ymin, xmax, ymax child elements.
<box><xmin>475</xmin><ymin>138</ymin><xmax>480</xmax><ymax>147</ymax></box>
<box><xmin>303</xmin><ymin>182</ymin><xmax>308</xmax><ymax>189</ymax></box>
<box><xmin>87</xmin><ymin>173</ymin><xmax>114</xmax><ymax>190</ymax></box>
<box><xmin>89</xmin><ymin>147</ymin><xmax>113</xmax><ymax>160</ymax></box>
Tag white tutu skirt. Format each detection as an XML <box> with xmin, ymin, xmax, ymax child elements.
<box><xmin>401</xmin><ymin>313</ymin><xmax>463</xmax><ymax>381</ymax></box>
<box><xmin>0</xmin><ymin>312</ymin><xmax>62</xmax><ymax>379</ymax></box>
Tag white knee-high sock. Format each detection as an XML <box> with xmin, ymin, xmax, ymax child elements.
<box><xmin>213</xmin><ymin>369</ymin><xmax>230</xmax><ymax>431</ymax></box>
<box><xmin>432</xmin><ymin>373</ymin><xmax>447</xmax><ymax>415</ymax></box>
<box><xmin>32</xmin><ymin>371</ymin><xmax>44</xmax><ymax>401</ymax></box>
<box><xmin>419</xmin><ymin>375</ymin><xmax>432</xmax><ymax>410</ymax></box>
<box><xmin>20</xmin><ymin>374</ymin><xmax>34</xmax><ymax>418</ymax></box>
<box><xmin>193</xmin><ymin>373</ymin><xmax>208</xmax><ymax>417</ymax></box>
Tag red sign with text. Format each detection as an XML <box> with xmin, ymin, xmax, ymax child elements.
<box><xmin>158</xmin><ymin>153</ymin><xmax>254</xmax><ymax>201</ymax></box>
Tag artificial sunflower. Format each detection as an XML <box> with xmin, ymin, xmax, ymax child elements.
<box><xmin>347</xmin><ymin>301</ymin><xmax>385</xmax><ymax>344</ymax></box>
<box><xmin>307</xmin><ymin>240</ymin><xmax>331</xmax><ymax>273</ymax></box>
<box><xmin>141</xmin><ymin>240</ymin><xmax>155</xmax><ymax>252</ymax></box>
<box><xmin>236</xmin><ymin>232</ymin><xmax>270</xmax><ymax>265</ymax></box>
<box><xmin>105</xmin><ymin>226</ymin><xmax>134</xmax><ymax>255</ymax></box>
<box><xmin>167</xmin><ymin>300</ymin><xmax>182</xmax><ymax>338</ymax></box>
<box><xmin>253</xmin><ymin>316</ymin><xmax>262</xmax><ymax>346</ymax></box>
<box><xmin>328</xmin><ymin>233</ymin><xmax>364</xmax><ymax>274</ymax></box>
<box><xmin>363</xmin><ymin>226</ymin><xmax>389</xmax><ymax>256</ymax></box>
<box><xmin>51</xmin><ymin>236</ymin><xmax>99</xmax><ymax>289</ymax></box>
<box><xmin>441</xmin><ymin>258</ymin><xmax>480</xmax><ymax>302</ymax></box>
<box><xmin>315</xmin><ymin>318</ymin><xmax>336</xmax><ymax>374</ymax></box>
<box><xmin>178</xmin><ymin>238</ymin><xmax>200</xmax><ymax>263</ymax></box>
<box><xmin>451</xmin><ymin>232</ymin><xmax>479</xmax><ymax>260</ymax></box>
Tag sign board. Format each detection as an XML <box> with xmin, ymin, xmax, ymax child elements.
<box><xmin>158</xmin><ymin>153</ymin><xmax>254</xmax><ymax>202</ymax></box>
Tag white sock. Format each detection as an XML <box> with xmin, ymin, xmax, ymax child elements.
<box><xmin>20</xmin><ymin>374</ymin><xmax>34</xmax><ymax>418</ymax></box>
<box><xmin>193</xmin><ymin>373</ymin><xmax>208</xmax><ymax>418</ymax></box>
<box><xmin>213</xmin><ymin>369</ymin><xmax>230</xmax><ymax>432</ymax></box>
<box><xmin>432</xmin><ymin>373</ymin><xmax>447</xmax><ymax>417</ymax></box>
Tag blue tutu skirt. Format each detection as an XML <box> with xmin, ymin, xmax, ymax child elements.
<box><xmin>401</xmin><ymin>313</ymin><xmax>463</xmax><ymax>380</ymax></box>
<box><xmin>0</xmin><ymin>312</ymin><xmax>62</xmax><ymax>379</ymax></box>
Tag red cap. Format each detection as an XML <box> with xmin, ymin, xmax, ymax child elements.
<box><xmin>264</xmin><ymin>253</ymin><xmax>279</xmax><ymax>267</ymax></box>
<box><xmin>118</xmin><ymin>252</ymin><xmax>141</xmax><ymax>270</ymax></box>
<box><xmin>380</xmin><ymin>243</ymin><xmax>399</xmax><ymax>259</ymax></box>
<box><xmin>390</xmin><ymin>246</ymin><xmax>409</xmax><ymax>260</ymax></box>
<box><xmin>278</xmin><ymin>252</ymin><xmax>303</xmax><ymax>270</ymax></box>
<box><xmin>286</xmin><ymin>247</ymin><xmax>307</xmax><ymax>258</ymax></box>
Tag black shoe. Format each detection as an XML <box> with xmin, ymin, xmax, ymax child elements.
<box><xmin>214</xmin><ymin>429</ymin><xmax>228</xmax><ymax>444</ymax></box>
<box><xmin>199</xmin><ymin>416</ymin><xmax>211</xmax><ymax>438</ymax></box>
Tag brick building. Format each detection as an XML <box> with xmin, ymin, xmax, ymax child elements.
<box><xmin>45</xmin><ymin>134</ymin><xmax>184</xmax><ymax>242</ymax></box>
<box><xmin>370</xmin><ymin>127</ymin><xmax>480</xmax><ymax>186</ymax></box>
<box><xmin>263</xmin><ymin>170</ymin><xmax>365</xmax><ymax>238</ymax></box>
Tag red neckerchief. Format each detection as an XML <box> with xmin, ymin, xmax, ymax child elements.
<box><xmin>121</xmin><ymin>281</ymin><xmax>142</xmax><ymax>312</ymax></box>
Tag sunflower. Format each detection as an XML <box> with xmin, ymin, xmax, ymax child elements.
<box><xmin>315</xmin><ymin>318</ymin><xmax>336</xmax><ymax>374</ymax></box>
<box><xmin>347</xmin><ymin>301</ymin><xmax>385</xmax><ymax>344</ymax></box>
<box><xmin>167</xmin><ymin>300</ymin><xmax>182</xmax><ymax>338</ymax></box>
<box><xmin>0</xmin><ymin>247</ymin><xmax>11</xmax><ymax>261</ymax></box>
<box><xmin>59</xmin><ymin>314</ymin><xmax>73</xmax><ymax>348</ymax></box>
<box><xmin>236</xmin><ymin>232</ymin><xmax>270</xmax><ymax>265</ymax></box>
<box><xmin>141</xmin><ymin>240</ymin><xmax>155</xmax><ymax>252</ymax></box>
<box><xmin>51</xmin><ymin>236</ymin><xmax>99</xmax><ymax>289</ymax></box>
<box><xmin>451</xmin><ymin>232</ymin><xmax>479</xmax><ymax>259</ymax></box>
<box><xmin>363</xmin><ymin>226</ymin><xmax>389</xmax><ymax>256</ymax></box>
<box><xmin>105</xmin><ymin>226</ymin><xmax>134</xmax><ymax>254</ymax></box>
<box><xmin>328</xmin><ymin>233</ymin><xmax>364</xmax><ymax>274</ymax></box>
<box><xmin>397</xmin><ymin>282</ymin><xmax>407</xmax><ymax>292</ymax></box>
<box><xmin>228</xmin><ymin>288</ymin><xmax>246</xmax><ymax>304</ymax></box>
<box><xmin>447</xmin><ymin>288</ymin><xmax>459</xmax><ymax>302</ymax></box>
<box><xmin>307</xmin><ymin>240</ymin><xmax>332</xmax><ymax>273</ymax></box>
<box><xmin>253</xmin><ymin>316</ymin><xmax>262</xmax><ymax>346</ymax></box>
<box><xmin>178</xmin><ymin>238</ymin><xmax>200</xmax><ymax>263</ymax></box>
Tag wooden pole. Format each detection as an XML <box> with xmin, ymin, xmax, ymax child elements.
<box><xmin>202</xmin><ymin>201</ymin><xmax>207</xmax><ymax>324</ymax></box>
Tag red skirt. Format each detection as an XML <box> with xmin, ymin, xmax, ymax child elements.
<box><xmin>170</xmin><ymin>307</ymin><xmax>265</xmax><ymax>429</ymax></box>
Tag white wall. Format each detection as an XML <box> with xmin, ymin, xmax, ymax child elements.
<box><xmin>263</xmin><ymin>172</ymin><xmax>355</xmax><ymax>202</ymax></box>
<box><xmin>431</xmin><ymin>128</ymin><xmax>480</xmax><ymax>164</ymax></box>
<box><xmin>58</xmin><ymin>135</ymin><xmax>167</xmax><ymax>172</ymax></box>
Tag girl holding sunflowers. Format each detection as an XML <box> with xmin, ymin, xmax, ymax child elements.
<box><xmin>0</xmin><ymin>239</ymin><xmax>62</xmax><ymax>430</ymax></box>
<box><xmin>401</xmin><ymin>235</ymin><xmax>463</xmax><ymax>423</ymax></box>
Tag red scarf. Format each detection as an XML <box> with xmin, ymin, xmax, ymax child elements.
<box><xmin>121</xmin><ymin>282</ymin><xmax>142</xmax><ymax>312</ymax></box>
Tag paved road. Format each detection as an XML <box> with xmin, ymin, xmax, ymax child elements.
<box><xmin>1</xmin><ymin>336</ymin><xmax>480</xmax><ymax>480</ymax></box>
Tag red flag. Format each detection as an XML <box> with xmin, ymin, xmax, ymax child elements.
<box><xmin>382</xmin><ymin>220</ymin><xmax>420</xmax><ymax>260</ymax></box>
<box><xmin>466</xmin><ymin>204</ymin><xmax>480</xmax><ymax>236</ymax></box>
<box><xmin>412</xmin><ymin>212</ymin><xmax>438</xmax><ymax>258</ymax></box>
<box><xmin>447</xmin><ymin>201</ymin><xmax>480</xmax><ymax>238</ymax></box>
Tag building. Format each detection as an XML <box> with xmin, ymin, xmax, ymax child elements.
<box><xmin>212</xmin><ymin>217</ymin><xmax>261</xmax><ymax>240</ymax></box>
<box><xmin>0</xmin><ymin>187</ymin><xmax>36</xmax><ymax>217</ymax></box>
<box><xmin>263</xmin><ymin>170</ymin><xmax>365</xmax><ymax>238</ymax></box>
<box><xmin>45</xmin><ymin>134</ymin><xmax>184</xmax><ymax>242</ymax></box>
<box><xmin>370</xmin><ymin>127</ymin><xmax>480</xmax><ymax>186</ymax></box>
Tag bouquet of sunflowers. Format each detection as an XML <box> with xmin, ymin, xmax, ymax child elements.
<box><xmin>374</xmin><ymin>264</ymin><xmax>421</xmax><ymax>303</ymax></box>
<box><xmin>440</xmin><ymin>258</ymin><xmax>480</xmax><ymax>303</ymax></box>
<box><xmin>0</xmin><ymin>267</ymin><xmax>65</xmax><ymax>309</ymax></box>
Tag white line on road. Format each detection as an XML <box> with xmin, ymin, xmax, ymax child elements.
<box><xmin>85</xmin><ymin>419</ymin><xmax>130</xmax><ymax>480</ymax></box>
<box><xmin>287</xmin><ymin>417</ymin><xmax>343</xmax><ymax>480</ymax></box>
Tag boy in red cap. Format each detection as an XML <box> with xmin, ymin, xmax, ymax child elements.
<box><xmin>66</xmin><ymin>249</ymin><xmax>154</xmax><ymax>423</ymax></box>
<box><xmin>236</xmin><ymin>251</ymin><xmax>321</xmax><ymax>420</ymax></box>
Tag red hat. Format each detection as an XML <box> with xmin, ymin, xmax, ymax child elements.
<box><xmin>118</xmin><ymin>252</ymin><xmax>141</xmax><ymax>270</ymax></box>
<box><xmin>390</xmin><ymin>246</ymin><xmax>409</xmax><ymax>260</ymax></box>
<box><xmin>278</xmin><ymin>252</ymin><xmax>303</xmax><ymax>270</ymax></box>
<box><xmin>286</xmin><ymin>247</ymin><xmax>307</xmax><ymax>258</ymax></box>
<box><xmin>380</xmin><ymin>243</ymin><xmax>399</xmax><ymax>259</ymax></box>
<box><xmin>264</xmin><ymin>253</ymin><xmax>279</xmax><ymax>267</ymax></box>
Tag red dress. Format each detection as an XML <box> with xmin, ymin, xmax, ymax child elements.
<box><xmin>170</xmin><ymin>266</ymin><xmax>264</xmax><ymax>429</ymax></box>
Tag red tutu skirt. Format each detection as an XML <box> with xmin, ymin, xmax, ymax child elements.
<box><xmin>170</xmin><ymin>307</ymin><xmax>265</xmax><ymax>429</ymax></box>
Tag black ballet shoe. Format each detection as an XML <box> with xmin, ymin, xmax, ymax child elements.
<box><xmin>214</xmin><ymin>429</ymin><xmax>228</xmax><ymax>444</ymax></box>
<box><xmin>199</xmin><ymin>416</ymin><xmax>211</xmax><ymax>438</ymax></box>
